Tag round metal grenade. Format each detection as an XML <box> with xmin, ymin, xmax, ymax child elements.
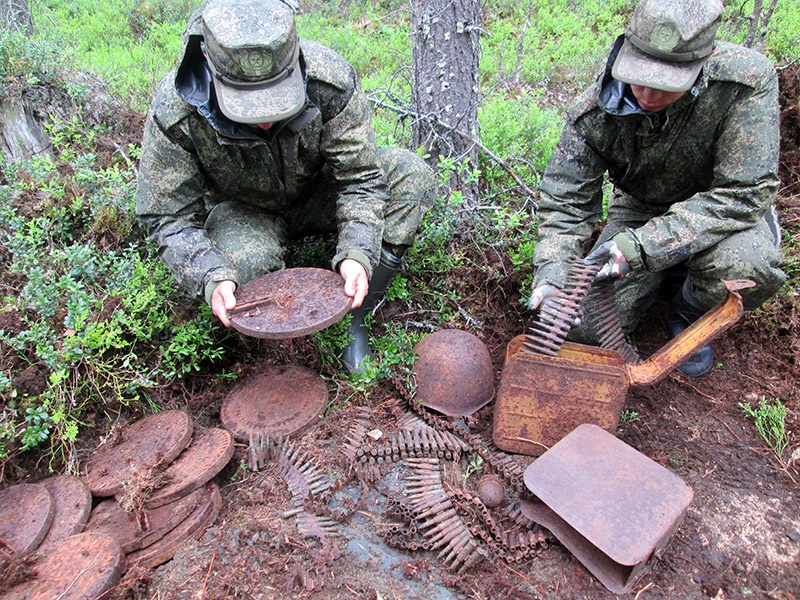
<box><xmin>412</xmin><ymin>329</ymin><xmax>495</xmax><ymax>417</ymax></box>
<box><xmin>476</xmin><ymin>474</ymin><xmax>505</xmax><ymax>508</ymax></box>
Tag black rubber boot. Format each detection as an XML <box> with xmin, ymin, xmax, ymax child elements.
<box><xmin>339</xmin><ymin>248</ymin><xmax>402</xmax><ymax>374</ymax></box>
<box><xmin>666</xmin><ymin>279</ymin><xmax>714</xmax><ymax>378</ymax></box>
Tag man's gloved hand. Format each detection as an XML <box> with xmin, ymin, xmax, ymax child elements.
<box><xmin>585</xmin><ymin>240</ymin><xmax>632</xmax><ymax>282</ymax></box>
<box><xmin>528</xmin><ymin>283</ymin><xmax>561</xmax><ymax>312</ymax></box>
<box><xmin>528</xmin><ymin>283</ymin><xmax>583</xmax><ymax>326</ymax></box>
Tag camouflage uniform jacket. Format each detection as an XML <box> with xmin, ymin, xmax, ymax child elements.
<box><xmin>136</xmin><ymin>23</ymin><xmax>387</xmax><ymax>300</ymax></box>
<box><xmin>533</xmin><ymin>37</ymin><xmax>780</xmax><ymax>290</ymax></box>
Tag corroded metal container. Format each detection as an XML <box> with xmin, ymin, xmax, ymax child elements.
<box><xmin>493</xmin><ymin>281</ymin><xmax>748</xmax><ymax>455</ymax></box>
<box><xmin>521</xmin><ymin>424</ymin><xmax>694</xmax><ymax>594</ymax></box>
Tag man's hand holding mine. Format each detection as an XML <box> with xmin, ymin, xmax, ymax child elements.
<box><xmin>340</xmin><ymin>258</ymin><xmax>369</xmax><ymax>309</ymax></box>
<box><xmin>211</xmin><ymin>280</ymin><xmax>237</xmax><ymax>327</ymax></box>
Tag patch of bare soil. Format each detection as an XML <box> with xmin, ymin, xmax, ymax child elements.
<box><xmin>106</xmin><ymin>289</ymin><xmax>798</xmax><ymax>600</ymax></box>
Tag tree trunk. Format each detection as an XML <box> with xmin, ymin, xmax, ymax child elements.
<box><xmin>0</xmin><ymin>0</ymin><xmax>33</xmax><ymax>35</ymax></box>
<box><xmin>744</xmin><ymin>0</ymin><xmax>778</xmax><ymax>50</ymax></box>
<box><xmin>411</xmin><ymin>0</ymin><xmax>482</xmax><ymax>205</ymax></box>
<box><xmin>0</xmin><ymin>0</ymin><xmax>48</xmax><ymax>162</ymax></box>
<box><xmin>0</xmin><ymin>97</ymin><xmax>52</xmax><ymax>161</ymax></box>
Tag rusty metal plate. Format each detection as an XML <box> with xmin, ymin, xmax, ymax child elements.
<box><xmin>1</xmin><ymin>531</ymin><xmax>125</xmax><ymax>600</ymax></box>
<box><xmin>39</xmin><ymin>475</ymin><xmax>92</xmax><ymax>549</ymax></box>
<box><xmin>86</xmin><ymin>485</ymin><xmax>207</xmax><ymax>553</ymax></box>
<box><xmin>229</xmin><ymin>267</ymin><xmax>353</xmax><ymax>339</ymax></box>
<box><xmin>221</xmin><ymin>365</ymin><xmax>328</xmax><ymax>441</ymax></box>
<box><xmin>0</xmin><ymin>483</ymin><xmax>54</xmax><ymax>554</ymax></box>
<box><xmin>522</xmin><ymin>424</ymin><xmax>693</xmax><ymax>594</ymax></box>
<box><xmin>127</xmin><ymin>482</ymin><xmax>222</xmax><ymax>570</ymax></box>
<box><xmin>81</xmin><ymin>410</ymin><xmax>194</xmax><ymax>497</ymax></box>
<box><xmin>143</xmin><ymin>428</ymin><xmax>234</xmax><ymax>509</ymax></box>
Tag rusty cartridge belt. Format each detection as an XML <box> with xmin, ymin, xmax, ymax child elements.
<box><xmin>524</xmin><ymin>258</ymin><xmax>640</xmax><ymax>362</ymax></box>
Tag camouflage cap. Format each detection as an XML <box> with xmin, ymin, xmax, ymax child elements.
<box><xmin>201</xmin><ymin>0</ymin><xmax>305</xmax><ymax>124</ymax></box>
<box><xmin>612</xmin><ymin>0</ymin><xmax>723</xmax><ymax>93</ymax></box>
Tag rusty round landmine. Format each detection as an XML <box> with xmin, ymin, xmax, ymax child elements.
<box><xmin>1</xmin><ymin>531</ymin><xmax>125</xmax><ymax>600</ymax></box>
<box><xmin>475</xmin><ymin>474</ymin><xmax>505</xmax><ymax>508</ymax></box>
<box><xmin>221</xmin><ymin>365</ymin><xmax>328</xmax><ymax>441</ymax></box>
<box><xmin>126</xmin><ymin>482</ymin><xmax>221</xmax><ymax>570</ymax></box>
<box><xmin>82</xmin><ymin>410</ymin><xmax>193</xmax><ymax>497</ymax></box>
<box><xmin>229</xmin><ymin>267</ymin><xmax>353</xmax><ymax>339</ymax></box>
<box><xmin>142</xmin><ymin>428</ymin><xmax>234</xmax><ymax>509</ymax></box>
<box><xmin>39</xmin><ymin>475</ymin><xmax>92</xmax><ymax>550</ymax></box>
<box><xmin>86</xmin><ymin>485</ymin><xmax>208</xmax><ymax>553</ymax></box>
<box><xmin>0</xmin><ymin>483</ymin><xmax>54</xmax><ymax>554</ymax></box>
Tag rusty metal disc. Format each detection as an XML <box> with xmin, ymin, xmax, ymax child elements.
<box><xmin>1</xmin><ymin>531</ymin><xmax>125</xmax><ymax>600</ymax></box>
<box><xmin>126</xmin><ymin>482</ymin><xmax>222</xmax><ymax>570</ymax></box>
<box><xmin>38</xmin><ymin>476</ymin><xmax>92</xmax><ymax>549</ymax></box>
<box><xmin>229</xmin><ymin>267</ymin><xmax>353</xmax><ymax>339</ymax></box>
<box><xmin>86</xmin><ymin>485</ymin><xmax>208</xmax><ymax>554</ymax></box>
<box><xmin>0</xmin><ymin>483</ymin><xmax>54</xmax><ymax>554</ymax></box>
<box><xmin>81</xmin><ymin>410</ymin><xmax>194</xmax><ymax>497</ymax></box>
<box><xmin>142</xmin><ymin>428</ymin><xmax>234</xmax><ymax>509</ymax></box>
<box><xmin>221</xmin><ymin>365</ymin><xmax>328</xmax><ymax>441</ymax></box>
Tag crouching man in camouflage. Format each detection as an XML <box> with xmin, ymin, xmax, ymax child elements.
<box><xmin>136</xmin><ymin>0</ymin><xmax>435</xmax><ymax>374</ymax></box>
<box><xmin>529</xmin><ymin>0</ymin><xmax>785</xmax><ymax>377</ymax></box>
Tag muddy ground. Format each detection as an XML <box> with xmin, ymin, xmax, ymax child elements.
<box><xmin>5</xmin><ymin>67</ymin><xmax>800</xmax><ymax>600</ymax></box>
<box><xmin>128</xmin><ymin>311</ymin><xmax>800</xmax><ymax>600</ymax></box>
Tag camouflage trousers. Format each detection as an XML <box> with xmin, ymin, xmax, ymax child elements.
<box><xmin>203</xmin><ymin>147</ymin><xmax>434</xmax><ymax>284</ymax></box>
<box><xmin>573</xmin><ymin>188</ymin><xmax>785</xmax><ymax>343</ymax></box>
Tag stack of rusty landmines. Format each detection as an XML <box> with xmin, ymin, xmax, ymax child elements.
<box><xmin>0</xmin><ymin>409</ymin><xmax>233</xmax><ymax>599</ymax></box>
<box><xmin>252</xmin><ymin>396</ymin><xmax>551</xmax><ymax>579</ymax></box>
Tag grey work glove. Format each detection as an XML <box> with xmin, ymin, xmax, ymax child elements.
<box><xmin>528</xmin><ymin>283</ymin><xmax>582</xmax><ymax>326</ymax></box>
<box><xmin>528</xmin><ymin>283</ymin><xmax>560</xmax><ymax>312</ymax></box>
<box><xmin>585</xmin><ymin>240</ymin><xmax>632</xmax><ymax>282</ymax></box>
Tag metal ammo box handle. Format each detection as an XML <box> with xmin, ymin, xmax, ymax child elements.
<box><xmin>625</xmin><ymin>279</ymin><xmax>754</xmax><ymax>387</ymax></box>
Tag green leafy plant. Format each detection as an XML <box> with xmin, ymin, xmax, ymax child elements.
<box><xmin>463</xmin><ymin>454</ymin><xmax>484</xmax><ymax>480</ymax></box>
<box><xmin>22</xmin><ymin>406</ymin><xmax>53</xmax><ymax>451</ymax></box>
<box><xmin>0</xmin><ymin>110</ymin><xmax>230</xmax><ymax>473</ymax></box>
<box><xmin>160</xmin><ymin>306</ymin><xmax>227</xmax><ymax>379</ymax></box>
<box><xmin>619</xmin><ymin>410</ymin><xmax>640</xmax><ymax>424</ymax></box>
<box><xmin>371</xmin><ymin>321</ymin><xmax>422</xmax><ymax>381</ymax></box>
<box><xmin>739</xmin><ymin>397</ymin><xmax>790</xmax><ymax>460</ymax></box>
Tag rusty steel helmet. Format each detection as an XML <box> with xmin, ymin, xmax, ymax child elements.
<box><xmin>412</xmin><ymin>329</ymin><xmax>495</xmax><ymax>417</ymax></box>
